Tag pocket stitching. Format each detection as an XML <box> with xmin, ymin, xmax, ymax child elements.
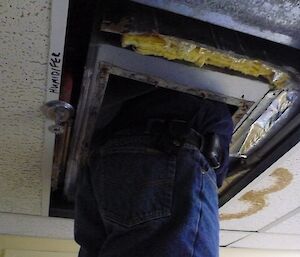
<box><xmin>103</xmin><ymin>209</ymin><xmax>172</xmax><ymax>228</ymax></box>
<box><xmin>99</xmin><ymin>152</ymin><xmax>176</xmax><ymax>227</ymax></box>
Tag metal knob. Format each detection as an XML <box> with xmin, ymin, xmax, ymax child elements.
<box><xmin>41</xmin><ymin>100</ymin><xmax>74</xmax><ymax>134</ymax></box>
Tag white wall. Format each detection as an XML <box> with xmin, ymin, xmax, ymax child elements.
<box><xmin>221</xmin><ymin>248</ymin><xmax>300</xmax><ymax>257</ymax></box>
<box><xmin>1</xmin><ymin>235</ymin><xmax>300</xmax><ymax>257</ymax></box>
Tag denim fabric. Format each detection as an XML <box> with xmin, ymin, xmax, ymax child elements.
<box><xmin>97</xmin><ymin>88</ymin><xmax>233</xmax><ymax>187</ymax></box>
<box><xmin>75</xmin><ymin>133</ymin><xmax>219</xmax><ymax>257</ymax></box>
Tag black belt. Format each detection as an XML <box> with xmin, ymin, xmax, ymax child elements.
<box><xmin>114</xmin><ymin>119</ymin><xmax>221</xmax><ymax>169</ymax></box>
<box><xmin>145</xmin><ymin>118</ymin><xmax>203</xmax><ymax>149</ymax></box>
<box><xmin>145</xmin><ymin>119</ymin><xmax>221</xmax><ymax>169</ymax></box>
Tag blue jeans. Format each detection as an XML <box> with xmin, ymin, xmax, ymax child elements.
<box><xmin>75</xmin><ymin>132</ymin><xmax>219</xmax><ymax>257</ymax></box>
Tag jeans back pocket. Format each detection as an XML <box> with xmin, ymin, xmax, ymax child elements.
<box><xmin>92</xmin><ymin>146</ymin><xmax>176</xmax><ymax>228</ymax></box>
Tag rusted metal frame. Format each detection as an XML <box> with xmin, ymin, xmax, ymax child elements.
<box><xmin>64</xmin><ymin>60</ymin><xmax>110</xmax><ymax>198</ymax></box>
<box><xmin>97</xmin><ymin>44</ymin><xmax>270</xmax><ymax>103</ymax></box>
<box><xmin>64</xmin><ymin>59</ymin><xmax>254</xmax><ymax>198</ymax></box>
<box><xmin>110</xmin><ymin>62</ymin><xmax>266</xmax><ymax>136</ymax></box>
<box><xmin>106</xmin><ymin>63</ymin><xmax>252</xmax><ymax>108</ymax></box>
<box><xmin>64</xmin><ymin>41</ymin><xmax>282</xmax><ymax>199</ymax></box>
<box><xmin>64</xmin><ymin>58</ymin><xmax>289</xmax><ymax>206</ymax></box>
<box><xmin>105</xmin><ymin>63</ymin><xmax>254</xmax><ymax>127</ymax></box>
<box><xmin>65</xmin><ymin>57</ymin><xmax>279</xmax><ymax>200</ymax></box>
<box><xmin>51</xmin><ymin>123</ymin><xmax>73</xmax><ymax>191</ymax></box>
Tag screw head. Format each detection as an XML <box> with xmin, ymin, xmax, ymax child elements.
<box><xmin>49</xmin><ymin>124</ymin><xmax>64</xmax><ymax>134</ymax></box>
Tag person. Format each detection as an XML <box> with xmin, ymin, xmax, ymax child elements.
<box><xmin>74</xmin><ymin>87</ymin><xmax>233</xmax><ymax>257</ymax></box>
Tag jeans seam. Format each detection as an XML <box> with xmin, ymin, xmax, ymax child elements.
<box><xmin>205</xmin><ymin>171</ymin><xmax>218</xmax><ymax>191</ymax></box>
<box><xmin>103</xmin><ymin>209</ymin><xmax>172</xmax><ymax>228</ymax></box>
<box><xmin>191</xmin><ymin>170</ymin><xmax>204</xmax><ymax>257</ymax></box>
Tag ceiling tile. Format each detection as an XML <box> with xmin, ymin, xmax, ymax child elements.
<box><xmin>220</xmin><ymin>247</ymin><xmax>300</xmax><ymax>257</ymax></box>
<box><xmin>0</xmin><ymin>213</ymin><xmax>73</xmax><ymax>239</ymax></box>
<box><xmin>220</xmin><ymin>142</ymin><xmax>300</xmax><ymax>231</ymax></box>
<box><xmin>229</xmin><ymin>233</ymin><xmax>300</xmax><ymax>250</ymax></box>
<box><xmin>220</xmin><ymin>230</ymin><xmax>250</xmax><ymax>246</ymax></box>
<box><xmin>264</xmin><ymin>209</ymin><xmax>300</xmax><ymax>234</ymax></box>
<box><xmin>0</xmin><ymin>0</ymin><xmax>51</xmax><ymax>216</ymax></box>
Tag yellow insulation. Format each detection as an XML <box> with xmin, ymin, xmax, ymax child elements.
<box><xmin>122</xmin><ymin>33</ymin><xmax>289</xmax><ymax>88</ymax></box>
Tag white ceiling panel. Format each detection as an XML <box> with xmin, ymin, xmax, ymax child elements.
<box><xmin>220</xmin><ymin>142</ymin><xmax>300</xmax><ymax>231</ymax></box>
<box><xmin>0</xmin><ymin>213</ymin><xmax>73</xmax><ymax>239</ymax></box>
<box><xmin>3</xmin><ymin>249</ymin><xmax>76</xmax><ymax>257</ymax></box>
<box><xmin>0</xmin><ymin>0</ymin><xmax>51</xmax><ymax>215</ymax></box>
<box><xmin>229</xmin><ymin>233</ymin><xmax>300</xmax><ymax>250</ymax></box>
<box><xmin>263</xmin><ymin>208</ymin><xmax>300</xmax><ymax>235</ymax></box>
<box><xmin>220</xmin><ymin>247</ymin><xmax>300</xmax><ymax>257</ymax></box>
<box><xmin>220</xmin><ymin>230</ymin><xmax>251</xmax><ymax>246</ymax></box>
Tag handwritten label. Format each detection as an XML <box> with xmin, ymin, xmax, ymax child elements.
<box><xmin>49</xmin><ymin>52</ymin><xmax>61</xmax><ymax>94</ymax></box>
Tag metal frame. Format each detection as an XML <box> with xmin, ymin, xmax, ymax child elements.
<box><xmin>53</xmin><ymin>0</ymin><xmax>300</xmax><ymax>214</ymax></box>
<box><xmin>96</xmin><ymin>44</ymin><xmax>269</xmax><ymax>104</ymax></box>
<box><xmin>64</xmin><ymin>41</ymin><xmax>300</xmax><ymax>207</ymax></box>
<box><xmin>63</xmin><ymin>42</ymin><xmax>273</xmax><ymax>198</ymax></box>
<box><xmin>41</xmin><ymin>0</ymin><xmax>69</xmax><ymax>216</ymax></box>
